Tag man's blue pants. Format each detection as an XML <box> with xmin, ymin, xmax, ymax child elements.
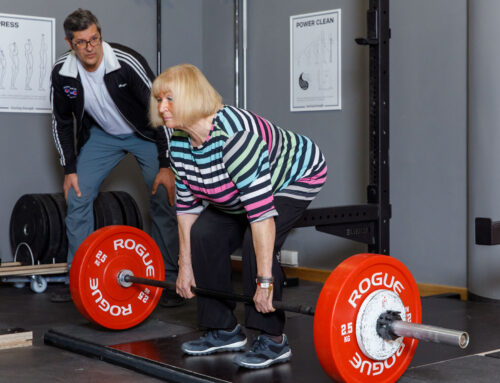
<box><xmin>65</xmin><ymin>127</ymin><xmax>179</xmax><ymax>282</ymax></box>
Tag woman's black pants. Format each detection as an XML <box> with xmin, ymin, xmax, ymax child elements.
<box><xmin>190</xmin><ymin>197</ymin><xmax>310</xmax><ymax>336</ymax></box>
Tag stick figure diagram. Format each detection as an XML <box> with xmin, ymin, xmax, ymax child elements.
<box><xmin>9</xmin><ymin>41</ymin><xmax>19</xmax><ymax>90</ymax></box>
<box><xmin>39</xmin><ymin>33</ymin><xmax>47</xmax><ymax>90</ymax></box>
<box><xmin>0</xmin><ymin>15</ymin><xmax>55</xmax><ymax>113</ymax></box>
<box><xmin>0</xmin><ymin>49</ymin><xmax>6</xmax><ymax>90</ymax></box>
<box><xmin>1</xmin><ymin>35</ymin><xmax>50</xmax><ymax>93</ymax></box>
<box><xmin>25</xmin><ymin>38</ymin><xmax>33</xmax><ymax>90</ymax></box>
<box><xmin>296</xmin><ymin>31</ymin><xmax>335</xmax><ymax>92</ymax></box>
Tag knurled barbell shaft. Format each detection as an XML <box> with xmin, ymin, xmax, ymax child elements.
<box><xmin>121</xmin><ymin>273</ymin><xmax>316</xmax><ymax>316</ymax></box>
<box><xmin>390</xmin><ymin>320</ymin><xmax>469</xmax><ymax>349</ymax></box>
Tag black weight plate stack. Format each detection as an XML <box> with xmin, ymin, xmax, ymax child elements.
<box><xmin>111</xmin><ymin>191</ymin><xmax>143</xmax><ymax>229</ymax></box>
<box><xmin>93</xmin><ymin>191</ymin><xmax>125</xmax><ymax>229</ymax></box>
<box><xmin>37</xmin><ymin>194</ymin><xmax>64</xmax><ymax>264</ymax></box>
<box><xmin>9</xmin><ymin>194</ymin><xmax>49</xmax><ymax>265</ymax></box>
<box><xmin>50</xmin><ymin>193</ymin><xmax>68</xmax><ymax>263</ymax></box>
<box><xmin>10</xmin><ymin>191</ymin><xmax>142</xmax><ymax>265</ymax></box>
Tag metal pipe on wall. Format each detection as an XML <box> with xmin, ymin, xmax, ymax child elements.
<box><xmin>242</xmin><ymin>0</ymin><xmax>247</xmax><ymax>109</ymax></box>
<box><xmin>234</xmin><ymin>0</ymin><xmax>239</xmax><ymax>106</ymax></box>
<box><xmin>234</xmin><ymin>0</ymin><xmax>247</xmax><ymax>108</ymax></box>
<box><xmin>156</xmin><ymin>0</ymin><xmax>161</xmax><ymax>75</ymax></box>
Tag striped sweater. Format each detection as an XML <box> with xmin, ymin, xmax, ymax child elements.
<box><xmin>171</xmin><ymin>105</ymin><xmax>327</xmax><ymax>223</ymax></box>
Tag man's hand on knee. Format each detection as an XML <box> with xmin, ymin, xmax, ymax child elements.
<box><xmin>152</xmin><ymin>167</ymin><xmax>175</xmax><ymax>206</ymax></box>
<box><xmin>64</xmin><ymin>173</ymin><xmax>82</xmax><ymax>200</ymax></box>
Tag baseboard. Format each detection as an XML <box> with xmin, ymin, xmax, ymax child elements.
<box><xmin>417</xmin><ymin>283</ymin><xmax>468</xmax><ymax>300</ymax></box>
<box><xmin>231</xmin><ymin>260</ymin><xmax>468</xmax><ymax>300</ymax></box>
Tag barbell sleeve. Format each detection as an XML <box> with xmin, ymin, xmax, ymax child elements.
<box><xmin>121</xmin><ymin>273</ymin><xmax>315</xmax><ymax>316</ymax></box>
<box><xmin>390</xmin><ymin>320</ymin><xmax>469</xmax><ymax>349</ymax></box>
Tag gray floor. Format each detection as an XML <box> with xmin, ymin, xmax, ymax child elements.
<box><xmin>0</xmin><ymin>281</ymin><xmax>170</xmax><ymax>382</ymax></box>
<box><xmin>0</xmin><ymin>274</ymin><xmax>323</xmax><ymax>382</ymax></box>
<box><xmin>2</xmin><ymin>275</ymin><xmax>500</xmax><ymax>382</ymax></box>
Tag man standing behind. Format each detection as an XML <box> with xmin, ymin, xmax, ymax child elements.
<box><xmin>51</xmin><ymin>9</ymin><xmax>181</xmax><ymax>305</ymax></box>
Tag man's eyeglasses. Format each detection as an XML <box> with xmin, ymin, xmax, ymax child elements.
<box><xmin>72</xmin><ymin>36</ymin><xmax>101</xmax><ymax>50</ymax></box>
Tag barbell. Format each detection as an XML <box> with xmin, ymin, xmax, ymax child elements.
<box><xmin>69</xmin><ymin>225</ymin><xmax>469</xmax><ymax>383</ymax></box>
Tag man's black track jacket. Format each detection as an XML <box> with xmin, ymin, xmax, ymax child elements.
<box><xmin>51</xmin><ymin>41</ymin><xmax>171</xmax><ymax>174</ymax></box>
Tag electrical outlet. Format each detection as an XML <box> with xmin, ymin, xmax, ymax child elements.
<box><xmin>279</xmin><ymin>249</ymin><xmax>298</xmax><ymax>267</ymax></box>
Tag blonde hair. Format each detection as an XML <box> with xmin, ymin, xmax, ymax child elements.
<box><xmin>149</xmin><ymin>64</ymin><xmax>222</xmax><ymax>127</ymax></box>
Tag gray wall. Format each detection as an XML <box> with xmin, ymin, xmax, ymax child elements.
<box><xmin>162</xmin><ymin>0</ymin><xmax>235</xmax><ymax>102</ymax></box>
<box><xmin>468</xmin><ymin>0</ymin><xmax>500</xmax><ymax>298</ymax></box>
<box><xmin>162</xmin><ymin>0</ymin><xmax>203</xmax><ymax>71</ymax></box>
<box><xmin>390</xmin><ymin>0</ymin><xmax>467</xmax><ymax>286</ymax></box>
<box><xmin>0</xmin><ymin>1</ymin><xmax>469</xmax><ymax>289</ymax></box>
<box><xmin>202</xmin><ymin>0</ymin><xmax>235</xmax><ymax>104</ymax></box>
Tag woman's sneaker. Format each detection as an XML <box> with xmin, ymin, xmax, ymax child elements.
<box><xmin>181</xmin><ymin>324</ymin><xmax>247</xmax><ymax>355</ymax></box>
<box><xmin>233</xmin><ymin>334</ymin><xmax>292</xmax><ymax>369</ymax></box>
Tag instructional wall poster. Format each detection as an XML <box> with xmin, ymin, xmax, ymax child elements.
<box><xmin>290</xmin><ymin>9</ymin><xmax>341</xmax><ymax>112</ymax></box>
<box><xmin>0</xmin><ymin>13</ymin><xmax>55</xmax><ymax>114</ymax></box>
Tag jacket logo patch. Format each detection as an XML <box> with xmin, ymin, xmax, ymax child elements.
<box><xmin>118</xmin><ymin>83</ymin><xmax>127</xmax><ymax>88</ymax></box>
<box><xmin>63</xmin><ymin>86</ymin><xmax>78</xmax><ymax>99</ymax></box>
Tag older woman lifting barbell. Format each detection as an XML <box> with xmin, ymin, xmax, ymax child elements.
<box><xmin>147</xmin><ymin>63</ymin><xmax>328</xmax><ymax>369</ymax></box>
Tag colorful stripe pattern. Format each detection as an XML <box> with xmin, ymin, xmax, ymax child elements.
<box><xmin>170</xmin><ymin>105</ymin><xmax>327</xmax><ymax>222</ymax></box>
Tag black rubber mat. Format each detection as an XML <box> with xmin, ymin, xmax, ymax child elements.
<box><xmin>411</xmin><ymin>297</ymin><xmax>500</xmax><ymax>366</ymax></box>
<box><xmin>110</xmin><ymin>315</ymin><xmax>331</xmax><ymax>383</ymax></box>
<box><xmin>107</xmin><ymin>297</ymin><xmax>500</xmax><ymax>382</ymax></box>
<box><xmin>485</xmin><ymin>351</ymin><xmax>500</xmax><ymax>359</ymax></box>
<box><xmin>45</xmin><ymin>296</ymin><xmax>500</xmax><ymax>382</ymax></box>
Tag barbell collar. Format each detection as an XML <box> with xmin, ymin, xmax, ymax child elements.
<box><xmin>120</xmin><ymin>272</ymin><xmax>315</xmax><ymax>316</ymax></box>
<box><xmin>376</xmin><ymin>310</ymin><xmax>403</xmax><ymax>341</ymax></box>
<box><xmin>389</xmin><ymin>319</ymin><xmax>470</xmax><ymax>349</ymax></box>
